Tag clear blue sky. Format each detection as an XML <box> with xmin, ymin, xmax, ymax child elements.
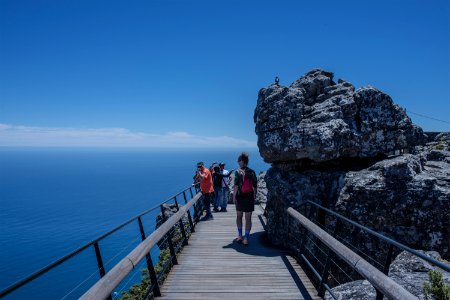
<box><xmin>1</xmin><ymin>0</ymin><xmax>449</xmax><ymax>147</ymax></box>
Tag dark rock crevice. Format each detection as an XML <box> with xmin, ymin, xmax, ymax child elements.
<box><xmin>273</xmin><ymin>155</ymin><xmax>388</xmax><ymax>173</ymax></box>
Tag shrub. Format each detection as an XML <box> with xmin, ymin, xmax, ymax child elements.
<box><xmin>423</xmin><ymin>270</ymin><xmax>450</xmax><ymax>300</ymax></box>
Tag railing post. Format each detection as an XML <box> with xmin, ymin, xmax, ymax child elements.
<box><xmin>160</xmin><ymin>204</ymin><xmax>178</xmax><ymax>265</ymax></box>
<box><xmin>94</xmin><ymin>242</ymin><xmax>106</xmax><ymax>277</ymax></box>
<box><xmin>376</xmin><ymin>244</ymin><xmax>395</xmax><ymax>300</ymax></box>
<box><xmin>93</xmin><ymin>242</ymin><xmax>112</xmax><ymax>300</ymax></box>
<box><xmin>383</xmin><ymin>244</ymin><xmax>394</xmax><ymax>274</ymax></box>
<box><xmin>299</xmin><ymin>203</ymin><xmax>313</xmax><ymax>255</ymax></box>
<box><xmin>174</xmin><ymin>197</ymin><xmax>188</xmax><ymax>246</ymax></box>
<box><xmin>318</xmin><ymin>219</ymin><xmax>340</xmax><ymax>297</ymax></box>
<box><xmin>137</xmin><ymin>217</ymin><xmax>161</xmax><ymax>297</ymax></box>
<box><xmin>189</xmin><ymin>187</ymin><xmax>194</xmax><ymax>199</ymax></box>
<box><xmin>183</xmin><ymin>191</ymin><xmax>195</xmax><ymax>233</ymax></box>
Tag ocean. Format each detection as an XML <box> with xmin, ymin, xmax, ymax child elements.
<box><xmin>0</xmin><ymin>148</ymin><xmax>269</xmax><ymax>299</ymax></box>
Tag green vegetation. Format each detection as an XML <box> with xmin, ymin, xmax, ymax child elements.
<box><xmin>120</xmin><ymin>249</ymin><xmax>172</xmax><ymax>300</ymax></box>
<box><xmin>423</xmin><ymin>270</ymin><xmax>450</xmax><ymax>300</ymax></box>
<box><xmin>120</xmin><ymin>270</ymin><xmax>150</xmax><ymax>300</ymax></box>
<box><xmin>120</xmin><ymin>221</ymin><xmax>193</xmax><ymax>299</ymax></box>
<box><xmin>432</xmin><ymin>144</ymin><xmax>445</xmax><ymax>151</ymax></box>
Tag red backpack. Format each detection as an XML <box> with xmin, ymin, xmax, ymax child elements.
<box><xmin>240</xmin><ymin>169</ymin><xmax>254</xmax><ymax>194</ymax></box>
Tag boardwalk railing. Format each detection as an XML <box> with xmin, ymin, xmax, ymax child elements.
<box><xmin>0</xmin><ymin>184</ymin><xmax>203</xmax><ymax>299</ymax></box>
<box><xmin>287</xmin><ymin>201</ymin><xmax>450</xmax><ymax>300</ymax></box>
<box><xmin>80</xmin><ymin>191</ymin><xmax>202</xmax><ymax>300</ymax></box>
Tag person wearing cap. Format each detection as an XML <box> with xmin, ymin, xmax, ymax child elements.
<box><xmin>211</xmin><ymin>162</ymin><xmax>232</xmax><ymax>212</ymax></box>
<box><xmin>212</xmin><ymin>165</ymin><xmax>222</xmax><ymax>212</ymax></box>
<box><xmin>218</xmin><ymin>162</ymin><xmax>232</xmax><ymax>212</ymax></box>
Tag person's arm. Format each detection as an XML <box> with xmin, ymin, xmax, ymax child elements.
<box><xmin>209</xmin><ymin>162</ymin><xmax>218</xmax><ymax>171</ymax></box>
<box><xmin>198</xmin><ymin>170</ymin><xmax>206</xmax><ymax>179</ymax></box>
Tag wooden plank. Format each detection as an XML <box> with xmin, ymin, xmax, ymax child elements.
<box><xmin>159</xmin><ymin>205</ymin><xmax>319</xmax><ymax>299</ymax></box>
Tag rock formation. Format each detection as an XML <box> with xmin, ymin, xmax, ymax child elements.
<box><xmin>255</xmin><ymin>69</ymin><xmax>424</xmax><ymax>164</ymax></box>
<box><xmin>255</xmin><ymin>69</ymin><xmax>450</xmax><ymax>265</ymax></box>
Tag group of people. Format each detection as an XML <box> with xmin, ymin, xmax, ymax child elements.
<box><xmin>194</xmin><ymin>152</ymin><xmax>258</xmax><ymax>246</ymax></box>
<box><xmin>194</xmin><ymin>161</ymin><xmax>231</xmax><ymax>219</ymax></box>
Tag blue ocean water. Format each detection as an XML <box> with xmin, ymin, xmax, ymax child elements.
<box><xmin>0</xmin><ymin>148</ymin><xmax>269</xmax><ymax>299</ymax></box>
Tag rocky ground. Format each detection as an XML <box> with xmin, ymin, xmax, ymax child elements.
<box><xmin>324</xmin><ymin>251</ymin><xmax>450</xmax><ymax>299</ymax></box>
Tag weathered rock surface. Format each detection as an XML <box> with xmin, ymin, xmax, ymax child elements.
<box><xmin>264</xmin><ymin>133</ymin><xmax>450</xmax><ymax>259</ymax></box>
<box><xmin>256</xmin><ymin>70</ymin><xmax>449</xmax><ymax>265</ymax></box>
<box><xmin>254</xmin><ymin>69</ymin><xmax>424</xmax><ymax>164</ymax></box>
<box><xmin>324</xmin><ymin>251</ymin><xmax>450</xmax><ymax>300</ymax></box>
<box><xmin>336</xmin><ymin>153</ymin><xmax>450</xmax><ymax>258</ymax></box>
<box><xmin>265</xmin><ymin>168</ymin><xmax>346</xmax><ymax>244</ymax></box>
<box><xmin>256</xmin><ymin>172</ymin><xmax>267</xmax><ymax>204</ymax></box>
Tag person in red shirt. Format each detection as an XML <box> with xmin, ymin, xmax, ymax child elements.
<box><xmin>195</xmin><ymin>162</ymin><xmax>214</xmax><ymax>220</ymax></box>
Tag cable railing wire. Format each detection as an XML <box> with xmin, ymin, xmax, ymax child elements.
<box><xmin>407</xmin><ymin>110</ymin><xmax>450</xmax><ymax>124</ymax></box>
<box><xmin>287</xmin><ymin>201</ymin><xmax>450</xmax><ymax>299</ymax></box>
<box><xmin>332</xmin><ymin>232</ymin><xmax>384</xmax><ymax>269</ymax></box>
<box><xmin>60</xmin><ymin>266</ymin><xmax>102</xmax><ymax>300</ymax></box>
<box><xmin>113</xmin><ymin>263</ymin><xmax>144</xmax><ymax>300</ymax></box>
<box><xmin>304</xmin><ymin>200</ymin><xmax>450</xmax><ymax>273</ymax></box>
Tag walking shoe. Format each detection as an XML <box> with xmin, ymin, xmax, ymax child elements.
<box><xmin>220</xmin><ymin>208</ymin><xmax>227</xmax><ymax>212</ymax></box>
<box><xmin>243</xmin><ymin>239</ymin><xmax>249</xmax><ymax>246</ymax></box>
<box><xmin>213</xmin><ymin>208</ymin><xmax>219</xmax><ymax>212</ymax></box>
<box><xmin>235</xmin><ymin>236</ymin><xmax>243</xmax><ymax>243</ymax></box>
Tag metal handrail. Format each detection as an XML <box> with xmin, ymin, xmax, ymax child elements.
<box><xmin>80</xmin><ymin>192</ymin><xmax>202</xmax><ymax>300</ymax></box>
<box><xmin>287</xmin><ymin>208</ymin><xmax>418</xmax><ymax>300</ymax></box>
<box><xmin>0</xmin><ymin>184</ymin><xmax>200</xmax><ymax>299</ymax></box>
<box><xmin>304</xmin><ymin>200</ymin><xmax>450</xmax><ymax>273</ymax></box>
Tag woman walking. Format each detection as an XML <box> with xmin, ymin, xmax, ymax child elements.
<box><xmin>233</xmin><ymin>152</ymin><xmax>257</xmax><ymax>245</ymax></box>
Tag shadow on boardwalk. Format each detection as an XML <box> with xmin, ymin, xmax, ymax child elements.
<box><xmin>159</xmin><ymin>205</ymin><xmax>319</xmax><ymax>300</ymax></box>
<box><xmin>222</xmin><ymin>228</ymin><xmax>314</xmax><ymax>299</ymax></box>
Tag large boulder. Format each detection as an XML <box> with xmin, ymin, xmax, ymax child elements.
<box><xmin>336</xmin><ymin>152</ymin><xmax>450</xmax><ymax>258</ymax></box>
<box><xmin>256</xmin><ymin>69</ymin><xmax>449</xmax><ymax>260</ymax></box>
<box><xmin>254</xmin><ymin>69</ymin><xmax>424</xmax><ymax>164</ymax></box>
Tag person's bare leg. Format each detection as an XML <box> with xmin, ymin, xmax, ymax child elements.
<box><xmin>236</xmin><ymin>211</ymin><xmax>243</xmax><ymax>241</ymax></box>
<box><xmin>243</xmin><ymin>212</ymin><xmax>252</xmax><ymax>245</ymax></box>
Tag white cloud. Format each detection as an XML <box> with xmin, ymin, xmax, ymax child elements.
<box><xmin>0</xmin><ymin>123</ymin><xmax>256</xmax><ymax>148</ymax></box>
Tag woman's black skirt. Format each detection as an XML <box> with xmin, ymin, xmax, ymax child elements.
<box><xmin>236</xmin><ymin>192</ymin><xmax>254</xmax><ymax>212</ymax></box>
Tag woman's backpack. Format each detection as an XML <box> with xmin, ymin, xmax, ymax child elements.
<box><xmin>240</xmin><ymin>169</ymin><xmax>254</xmax><ymax>194</ymax></box>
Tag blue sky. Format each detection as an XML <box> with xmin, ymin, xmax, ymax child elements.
<box><xmin>1</xmin><ymin>0</ymin><xmax>449</xmax><ymax>147</ymax></box>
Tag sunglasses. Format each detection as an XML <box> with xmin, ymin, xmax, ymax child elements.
<box><xmin>197</xmin><ymin>166</ymin><xmax>202</xmax><ymax>168</ymax></box>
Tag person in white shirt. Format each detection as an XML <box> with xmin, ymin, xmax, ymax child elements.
<box><xmin>218</xmin><ymin>162</ymin><xmax>232</xmax><ymax>212</ymax></box>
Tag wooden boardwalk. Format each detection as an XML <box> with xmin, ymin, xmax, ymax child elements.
<box><xmin>160</xmin><ymin>204</ymin><xmax>320</xmax><ymax>300</ymax></box>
